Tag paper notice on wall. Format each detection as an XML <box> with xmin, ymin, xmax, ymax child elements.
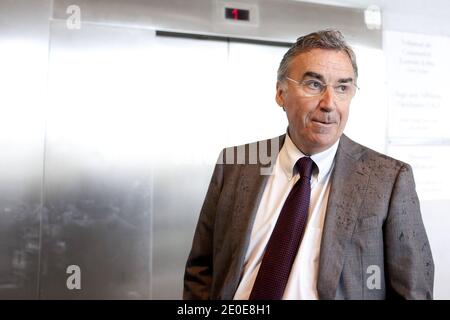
<box><xmin>384</xmin><ymin>31</ymin><xmax>450</xmax><ymax>200</ymax></box>
<box><xmin>384</xmin><ymin>31</ymin><xmax>450</xmax><ymax>142</ymax></box>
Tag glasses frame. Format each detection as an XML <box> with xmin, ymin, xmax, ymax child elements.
<box><xmin>285</xmin><ymin>76</ymin><xmax>359</xmax><ymax>101</ymax></box>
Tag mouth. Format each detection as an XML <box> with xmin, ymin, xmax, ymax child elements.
<box><xmin>312</xmin><ymin>119</ymin><xmax>335</xmax><ymax>126</ymax></box>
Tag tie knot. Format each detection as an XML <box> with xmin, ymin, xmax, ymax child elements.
<box><xmin>295</xmin><ymin>157</ymin><xmax>314</xmax><ymax>180</ymax></box>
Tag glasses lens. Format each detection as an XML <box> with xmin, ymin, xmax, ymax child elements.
<box><xmin>333</xmin><ymin>84</ymin><xmax>356</xmax><ymax>100</ymax></box>
<box><xmin>301</xmin><ymin>80</ymin><xmax>325</xmax><ymax>96</ymax></box>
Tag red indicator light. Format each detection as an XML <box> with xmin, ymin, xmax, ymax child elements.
<box><xmin>232</xmin><ymin>8</ymin><xmax>238</xmax><ymax>20</ymax></box>
<box><xmin>225</xmin><ymin>8</ymin><xmax>250</xmax><ymax>21</ymax></box>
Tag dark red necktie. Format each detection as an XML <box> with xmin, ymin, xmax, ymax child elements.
<box><xmin>249</xmin><ymin>156</ymin><xmax>315</xmax><ymax>300</ymax></box>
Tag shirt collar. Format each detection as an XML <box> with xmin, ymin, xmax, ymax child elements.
<box><xmin>279</xmin><ymin>131</ymin><xmax>340</xmax><ymax>182</ymax></box>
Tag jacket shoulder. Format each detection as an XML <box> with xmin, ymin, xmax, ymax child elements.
<box><xmin>341</xmin><ymin>135</ymin><xmax>411</xmax><ymax>172</ymax></box>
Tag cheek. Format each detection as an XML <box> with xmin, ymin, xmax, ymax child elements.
<box><xmin>287</xmin><ymin>101</ymin><xmax>313</xmax><ymax>122</ymax></box>
<box><xmin>338</xmin><ymin>106</ymin><xmax>351</xmax><ymax>125</ymax></box>
<box><xmin>288</xmin><ymin>108</ymin><xmax>309</xmax><ymax>128</ymax></box>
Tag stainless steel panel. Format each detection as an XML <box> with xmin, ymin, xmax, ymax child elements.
<box><xmin>52</xmin><ymin>0</ymin><xmax>381</xmax><ymax>48</ymax></box>
<box><xmin>148</xmin><ymin>34</ymin><xmax>229</xmax><ymax>299</ymax></box>
<box><xmin>40</xmin><ymin>20</ymin><xmax>155</xmax><ymax>299</ymax></box>
<box><xmin>0</xmin><ymin>0</ymin><xmax>51</xmax><ymax>299</ymax></box>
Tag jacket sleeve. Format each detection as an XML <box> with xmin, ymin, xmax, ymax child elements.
<box><xmin>183</xmin><ymin>151</ymin><xmax>224</xmax><ymax>300</ymax></box>
<box><xmin>384</xmin><ymin>163</ymin><xmax>434</xmax><ymax>299</ymax></box>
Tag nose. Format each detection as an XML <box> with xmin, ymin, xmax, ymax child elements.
<box><xmin>318</xmin><ymin>86</ymin><xmax>336</xmax><ymax>112</ymax></box>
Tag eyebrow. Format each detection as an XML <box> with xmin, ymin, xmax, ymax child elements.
<box><xmin>302</xmin><ymin>71</ymin><xmax>354</xmax><ymax>84</ymax></box>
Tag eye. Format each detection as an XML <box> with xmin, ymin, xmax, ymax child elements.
<box><xmin>304</xmin><ymin>80</ymin><xmax>324</xmax><ymax>91</ymax></box>
<box><xmin>336</xmin><ymin>84</ymin><xmax>350</xmax><ymax>93</ymax></box>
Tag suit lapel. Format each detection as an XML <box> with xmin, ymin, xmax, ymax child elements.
<box><xmin>317</xmin><ymin>135</ymin><xmax>370</xmax><ymax>299</ymax></box>
<box><xmin>224</xmin><ymin>135</ymin><xmax>286</xmax><ymax>298</ymax></box>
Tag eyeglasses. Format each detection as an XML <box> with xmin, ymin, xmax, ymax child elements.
<box><xmin>285</xmin><ymin>77</ymin><xmax>359</xmax><ymax>101</ymax></box>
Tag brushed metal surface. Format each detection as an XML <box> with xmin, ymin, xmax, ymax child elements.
<box><xmin>52</xmin><ymin>0</ymin><xmax>381</xmax><ymax>48</ymax></box>
<box><xmin>0</xmin><ymin>0</ymin><xmax>51</xmax><ymax>299</ymax></box>
<box><xmin>39</xmin><ymin>20</ymin><xmax>155</xmax><ymax>299</ymax></box>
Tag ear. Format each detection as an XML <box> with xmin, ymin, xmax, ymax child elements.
<box><xmin>275</xmin><ymin>81</ymin><xmax>286</xmax><ymax>109</ymax></box>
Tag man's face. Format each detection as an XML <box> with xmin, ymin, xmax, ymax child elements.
<box><xmin>276</xmin><ymin>48</ymin><xmax>356</xmax><ymax>155</ymax></box>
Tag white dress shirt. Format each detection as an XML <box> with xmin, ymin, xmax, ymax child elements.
<box><xmin>233</xmin><ymin>133</ymin><xmax>339</xmax><ymax>300</ymax></box>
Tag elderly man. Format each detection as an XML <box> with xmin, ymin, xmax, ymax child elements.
<box><xmin>183</xmin><ymin>30</ymin><xmax>434</xmax><ymax>300</ymax></box>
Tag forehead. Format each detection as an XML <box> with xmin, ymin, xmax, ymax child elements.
<box><xmin>288</xmin><ymin>48</ymin><xmax>354</xmax><ymax>79</ymax></box>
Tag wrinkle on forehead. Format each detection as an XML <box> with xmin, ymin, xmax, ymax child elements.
<box><xmin>290</xmin><ymin>49</ymin><xmax>355</xmax><ymax>81</ymax></box>
<box><xmin>317</xmin><ymin>60</ymin><xmax>351</xmax><ymax>72</ymax></box>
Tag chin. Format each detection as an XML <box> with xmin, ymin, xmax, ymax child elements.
<box><xmin>312</xmin><ymin>136</ymin><xmax>337</xmax><ymax>150</ymax></box>
<box><xmin>313</xmin><ymin>134</ymin><xmax>335</xmax><ymax>143</ymax></box>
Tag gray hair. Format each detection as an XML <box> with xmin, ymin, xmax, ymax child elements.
<box><xmin>277</xmin><ymin>29</ymin><xmax>358</xmax><ymax>83</ymax></box>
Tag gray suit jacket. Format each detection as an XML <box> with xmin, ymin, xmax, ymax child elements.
<box><xmin>183</xmin><ymin>134</ymin><xmax>434</xmax><ymax>299</ymax></box>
